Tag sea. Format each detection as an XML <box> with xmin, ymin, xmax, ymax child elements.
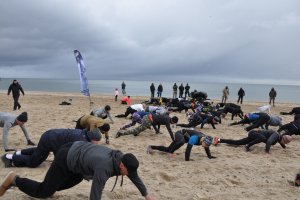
<box><xmin>0</xmin><ymin>78</ymin><xmax>299</xmax><ymax>104</ymax></box>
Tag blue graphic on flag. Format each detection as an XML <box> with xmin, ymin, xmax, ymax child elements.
<box><xmin>74</xmin><ymin>50</ymin><xmax>90</xmax><ymax>96</ymax></box>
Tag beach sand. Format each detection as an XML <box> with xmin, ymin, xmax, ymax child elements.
<box><xmin>0</xmin><ymin>91</ymin><xmax>300</xmax><ymax>200</ymax></box>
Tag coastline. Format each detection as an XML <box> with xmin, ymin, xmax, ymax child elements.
<box><xmin>0</xmin><ymin>91</ymin><xmax>300</xmax><ymax>199</ymax></box>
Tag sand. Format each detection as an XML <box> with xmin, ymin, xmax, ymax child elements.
<box><xmin>0</xmin><ymin>91</ymin><xmax>300</xmax><ymax>200</ymax></box>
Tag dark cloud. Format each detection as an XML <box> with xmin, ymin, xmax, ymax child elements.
<box><xmin>0</xmin><ymin>0</ymin><xmax>300</xmax><ymax>84</ymax></box>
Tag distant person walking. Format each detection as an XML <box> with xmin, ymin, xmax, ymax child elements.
<box><xmin>157</xmin><ymin>83</ymin><xmax>163</xmax><ymax>97</ymax></box>
<box><xmin>172</xmin><ymin>83</ymin><xmax>178</xmax><ymax>99</ymax></box>
<box><xmin>114</xmin><ymin>88</ymin><xmax>119</xmax><ymax>101</ymax></box>
<box><xmin>269</xmin><ymin>87</ymin><xmax>277</xmax><ymax>106</ymax></box>
<box><xmin>7</xmin><ymin>79</ymin><xmax>25</xmax><ymax>111</ymax></box>
<box><xmin>121</xmin><ymin>81</ymin><xmax>126</xmax><ymax>96</ymax></box>
<box><xmin>237</xmin><ymin>87</ymin><xmax>245</xmax><ymax>104</ymax></box>
<box><xmin>179</xmin><ymin>83</ymin><xmax>184</xmax><ymax>98</ymax></box>
<box><xmin>150</xmin><ymin>83</ymin><xmax>155</xmax><ymax>98</ymax></box>
<box><xmin>184</xmin><ymin>83</ymin><xmax>190</xmax><ymax>99</ymax></box>
<box><xmin>221</xmin><ymin>86</ymin><xmax>229</xmax><ymax>103</ymax></box>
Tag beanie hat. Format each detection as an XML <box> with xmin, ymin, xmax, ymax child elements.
<box><xmin>87</xmin><ymin>128</ymin><xmax>101</xmax><ymax>141</ymax></box>
<box><xmin>122</xmin><ymin>153</ymin><xmax>139</xmax><ymax>176</ymax></box>
<box><xmin>281</xmin><ymin>135</ymin><xmax>292</xmax><ymax>144</ymax></box>
<box><xmin>171</xmin><ymin>116</ymin><xmax>178</xmax><ymax>124</ymax></box>
<box><xmin>104</xmin><ymin>105</ymin><xmax>111</xmax><ymax>111</ymax></box>
<box><xmin>203</xmin><ymin>135</ymin><xmax>213</xmax><ymax>146</ymax></box>
<box><xmin>17</xmin><ymin>112</ymin><xmax>28</xmax><ymax>122</ymax></box>
<box><xmin>99</xmin><ymin>123</ymin><xmax>110</xmax><ymax>133</ymax></box>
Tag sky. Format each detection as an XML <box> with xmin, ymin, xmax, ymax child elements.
<box><xmin>0</xmin><ymin>0</ymin><xmax>299</xmax><ymax>85</ymax></box>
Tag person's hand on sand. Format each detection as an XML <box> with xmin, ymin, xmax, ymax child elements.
<box><xmin>145</xmin><ymin>194</ymin><xmax>157</xmax><ymax>200</ymax></box>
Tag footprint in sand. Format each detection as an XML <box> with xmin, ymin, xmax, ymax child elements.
<box><xmin>156</xmin><ymin>172</ymin><xmax>176</xmax><ymax>181</ymax></box>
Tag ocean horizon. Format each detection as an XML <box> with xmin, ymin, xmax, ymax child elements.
<box><xmin>0</xmin><ymin>78</ymin><xmax>299</xmax><ymax>104</ymax></box>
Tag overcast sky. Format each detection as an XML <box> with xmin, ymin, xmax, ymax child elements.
<box><xmin>0</xmin><ymin>0</ymin><xmax>299</xmax><ymax>84</ymax></box>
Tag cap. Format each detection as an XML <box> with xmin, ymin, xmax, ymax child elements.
<box><xmin>171</xmin><ymin>116</ymin><xmax>178</xmax><ymax>124</ymax></box>
<box><xmin>17</xmin><ymin>112</ymin><xmax>28</xmax><ymax>122</ymax></box>
<box><xmin>203</xmin><ymin>135</ymin><xmax>213</xmax><ymax>146</ymax></box>
<box><xmin>122</xmin><ymin>153</ymin><xmax>139</xmax><ymax>176</ymax></box>
<box><xmin>87</xmin><ymin>128</ymin><xmax>101</xmax><ymax>141</ymax></box>
<box><xmin>281</xmin><ymin>135</ymin><xmax>292</xmax><ymax>144</ymax></box>
<box><xmin>99</xmin><ymin>123</ymin><xmax>110</xmax><ymax>133</ymax></box>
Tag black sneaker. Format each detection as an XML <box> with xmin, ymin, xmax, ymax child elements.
<box><xmin>27</xmin><ymin>140</ymin><xmax>35</xmax><ymax>146</ymax></box>
<box><xmin>1</xmin><ymin>155</ymin><xmax>12</xmax><ymax>168</ymax></box>
<box><xmin>115</xmin><ymin>131</ymin><xmax>122</xmax><ymax>138</ymax></box>
<box><xmin>244</xmin><ymin>145</ymin><xmax>250</xmax><ymax>152</ymax></box>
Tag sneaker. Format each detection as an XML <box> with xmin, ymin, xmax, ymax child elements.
<box><xmin>27</xmin><ymin>140</ymin><xmax>35</xmax><ymax>146</ymax></box>
<box><xmin>0</xmin><ymin>171</ymin><xmax>16</xmax><ymax>196</ymax></box>
<box><xmin>146</xmin><ymin>146</ymin><xmax>154</xmax><ymax>154</ymax></box>
<box><xmin>244</xmin><ymin>144</ymin><xmax>250</xmax><ymax>152</ymax></box>
<box><xmin>1</xmin><ymin>155</ymin><xmax>12</xmax><ymax>168</ymax></box>
<box><xmin>115</xmin><ymin>131</ymin><xmax>122</xmax><ymax>138</ymax></box>
<box><xmin>213</xmin><ymin>137</ymin><xmax>219</xmax><ymax>146</ymax></box>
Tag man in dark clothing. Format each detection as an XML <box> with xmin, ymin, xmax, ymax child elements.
<box><xmin>177</xmin><ymin>113</ymin><xmax>219</xmax><ymax>129</ymax></box>
<box><xmin>184</xmin><ymin>83</ymin><xmax>190</xmax><ymax>99</ymax></box>
<box><xmin>157</xmin><ymin>83</ymin><xmax>163</xmax><ymax>97</ymax></box>
<box><xmin>278</xmin><ymin>117</ymin><xmax>300</xmax><ymax>136</ymax></box>
<box><xmin>229</xmin><ymin>113</ymin><xmax>270</xmax><ymax>132</ymax></box>
<box><xmin>213</xmin><ymin>130</ymin><xmax>292</xmax><ymax>153</ymax></box>
<box><xmin>178</xmin><ymin>83</ymin><xmax>184</xmax><ymax>98</ymax></box>
<box><xmin>116</xmin><ymin>114</ymin><xmax>178</xmax><ymax>141</ymax></box>
<box><xmin>269</xmin><ymin>87</ymin><xmax>277</xmax><ymax>106</ymax></box>
<box><xmin>121</xmin><ymin>81</ymin><xmax>126</xmax><ymax>96</ymax></box>
<box><xmin>147</xmin><ymin>129</ymin><xmax>216</xmax><ymax>161</ymax></box>
<box><xmin>237</xmin><ymin>87</ymin><xmax>245</xmax><ymax>104</ymax></box>
<box><xmin>7</xmin><ymin>79</ymin><xmax>25</xmax><ymax>110</ymax></box>
<box><xmin>0</xmin><ymin>141</ymin><xmax>156</xmax><ymax>200</ymax></box>
<box><xmin>150</xmin><ymin>83</ymin><xmax>155</xmax><ymax>98</ymax></box>
<box><xmin>280</xmin><ymin>107</ymin><xmax>300</xmax><ymax>115</ymax></box>
<box><xmin>1</xmin><ymin>128</ymin><xmax>101</xmax><ymax>168</ymax></box>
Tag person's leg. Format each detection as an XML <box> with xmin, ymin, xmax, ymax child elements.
<box><xmin>12</xmin><ymin>149</ymin><xmax>49</xmax><ymax>168</ymax></box>
<box><xmin>120</xmin><ymin>117</ymin><xmax>152</xmax><ymax>136</ymax></box>
<box><xmin>14</xmin><ymin>144</ymin><xmax>79</xmax><ymax>198</ymax></box>
<box><xmin>13</xmin><ymin>96</ymin><xmax>19</xmax><ymax>110</ymax></box>
<box><xmin>245</xmin><ymin>115</ymin><xmax>270</xmax><ymax>131</ymax></box>
<box><xmin>246</xmin><ymin>131</ymin><xmax>266</xmax><ymax>147</ymax></box>
<box><xmin>220</xmin><ymin>137</ymin><xmax>252</xmax><ymax>145</ymax></box>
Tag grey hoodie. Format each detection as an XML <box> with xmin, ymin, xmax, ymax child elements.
<box><xmin>0</xmin><ymin>112</ymin><xmax>30</xmax><ymax>150</ymax></box>
<box><xmin>67</xmin><ymin>141</ymin><xmax>147</xmax><ymax>200</ymax></box>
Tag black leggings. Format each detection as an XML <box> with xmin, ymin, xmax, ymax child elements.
<box><xmin>15</xmin><ymin>143</ymin><xmax>83</xmax><ymax>198</ymax></box>
<box><xmin>245</xmin><ymin>115</ymin><xmax>270</xmax><ymax>131</ymax></box>
<box><xmin>150</xmin><ymin>132</ymin><xmax>185</xmax><ymax>153</ymax></box>
<box><xmin>13</xmin><ymin>147</ymin><xmax>49</xmax><ymax>168</ymax></box>
<box><xmin>220</xmin><ymin>131</ymin><xmax>266</xmax><ymax>148</ymax></box>
<box><xmin>115</xmin><ymin>107</ymin><xmax>136</xmax><ymax>118</ymax></box>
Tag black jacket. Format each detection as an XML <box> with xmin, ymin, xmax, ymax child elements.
<box><xmin>8</xmin><ymin>82</ymin><xmax>24</xmax><ymax>97</ymax></box>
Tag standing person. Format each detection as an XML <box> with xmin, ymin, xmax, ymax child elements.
<box><xmin>150</xmin><ymin>83</ymin><xmax>155</xmax><ymax>98</ymax></box>
<box><xmin>172</xmin><ymin>83</ymin><xmax>178</xmax><ymax>99</ymax></box>
<box><xmin>221</xmin><ymin>86</ymin><xmax>230</xmax><ymax>103</ymax></box>
<box><xmin>121</xmin><ymin>81</ymin><xmax>126</xmax><ymax>96</ymax></box>
<box><xmin>184</xmin><ymin>83</ymin><xmax>190</xmax><ymax>99</ymax></box>
<box><xmin>237</xmin><ymin>87</ymin><xmax>245</xmax><ymax>104</ymax></box>
<box><xmin>269</xmin><ymin>87</ymin><xmax>277</xmax><ymax>107</ymax></box>
<box><xmin>7</xmin><ymin>79</ymin><xmax>25</xmax><ymax>110</ymax></box>
<box><xmin>0</xmin><ymin>141</ymin><xmax>156</xmax><ymax>200</ymax></box>
<box><xmin>1</xmin><ymin>128</ymin><xmax>101</xmax><ymax>168</ymax></box>
<box><xmin>157</xmin><ymin>83</ymin><xmax>163</xmax><ymax>97</ymax></box>
<box><xmin>179</xmin><ymin>83</ymin><xmax>184</xmax><ymax>98</ymax></box>
<box><xmin>0</xmin><ymin>112</ymin><xmax>35</xmax><ymax>152</ymax></box>
<box><xmin>114</xmin><ymin>88</ymin><xmax>119</xmax><ymax>101</ymax></box>
<box><xmin>90</xmin><ymin>105</ymin><xmax>114</xmax><ymax>123</ymax></box>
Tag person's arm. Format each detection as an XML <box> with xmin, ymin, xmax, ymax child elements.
<box><xmin>7</xmin><ymin>85</ymin><xmax>12</xmax><ymax>95</ymax></box>
<box><xmin>165</xmin><ymin>121</ymin><xmax>175</xmax><ymax>141</ymax></box>
<box><xmin>107</xmin><ymin>112</ymin><xmax>114</xmax><ymax>123</ymax></box>
<box><xmin>19</xmin><ymin>85</ymin><xmax>25</xmax><ymax>95</ymax></box>
<box><xmin>185</xmin><ymin>144</ymin><xmax>193</xmax><ymax>161</ymax></box>
<box><xmin>90</xmin><ymin>171</ymin><xmax>109</xmax><ymax>200</ymax></box>
<box><xmin>265</xmin><ymin>133</ymin><xmax>279</xmax><ymax>153</ymax></box>
<box><xmin>204</xmin><ymin>147</ymin><xmax>216</xmax><ymax>159</ymax></box>
<box><xmin>20</xmin><ymin>124</ymin><xmax>30</xmax><ymax>141</ymax></box>
<box><xmin>121</xmin><ymin>121</ymin><xmax>136</xmax><ymax>130</ymax></box>
<box><xmin>127</xmin><ymin>174</ymin><xmax>148</xmax><ymax>197</ymax></box>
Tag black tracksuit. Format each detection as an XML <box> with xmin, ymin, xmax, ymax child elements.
<box><xmin>12</xmin><ymin>129</ymin><xmax>91</xmax><ymax>168</ymax></box>
<box><xmin>7</xmin><ymin>82</ymin><xmax>25</xmax><ymax>110</ymax></box>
